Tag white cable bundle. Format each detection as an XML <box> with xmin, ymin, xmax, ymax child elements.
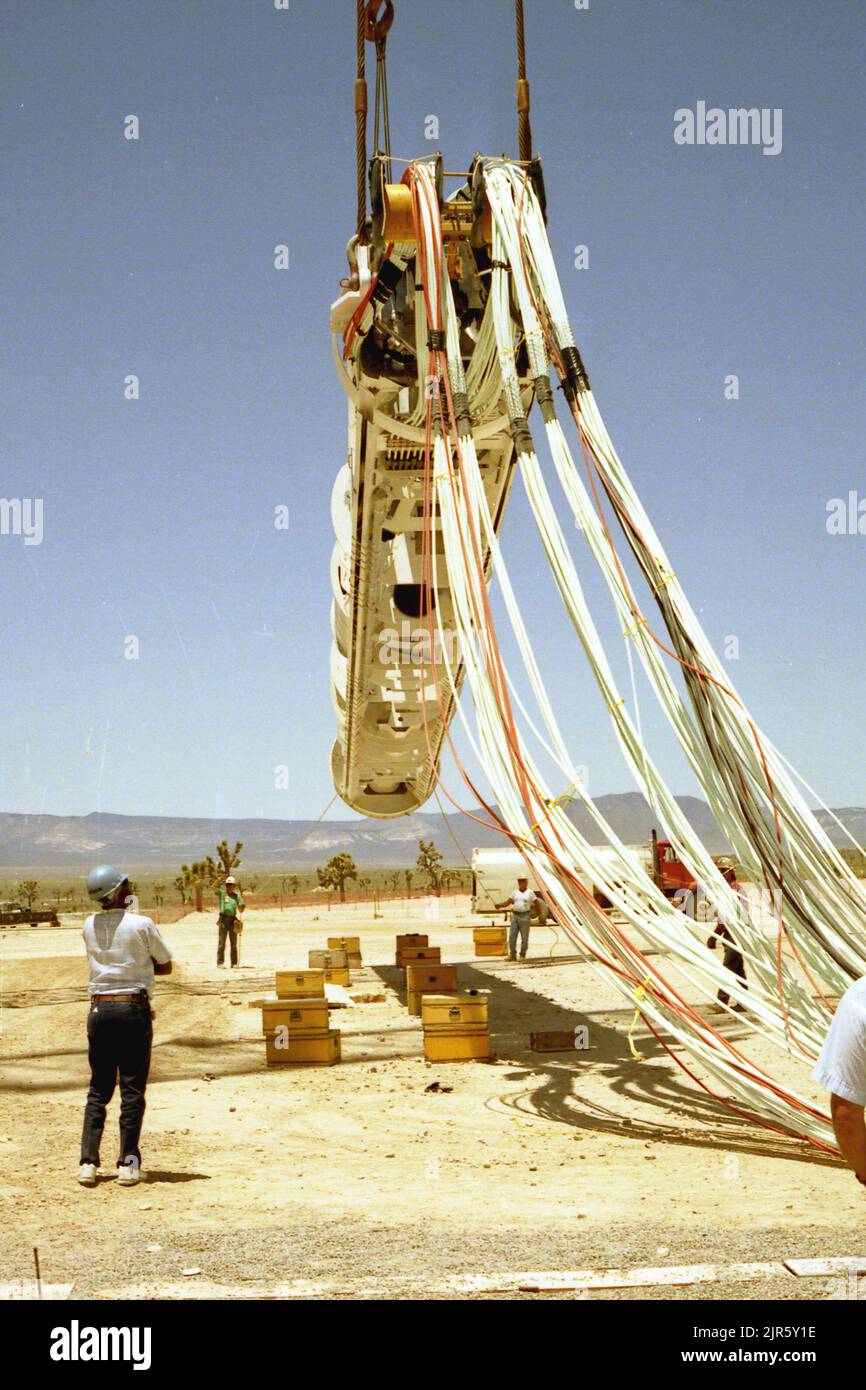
<box><xmin>482</xmin><ymin>161</ymin><xmax>866</xmax><ymax>991</ymax></box>
<box><xmin>403</xmin><ymin>163</ymin><xmax>836</xmax><ymax>1150</ymax></box>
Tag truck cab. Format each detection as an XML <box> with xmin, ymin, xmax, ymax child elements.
<box><xmin>653</xmin><ymin>838</ymin><xmax>698</xmax><ymax>895</ymax></box>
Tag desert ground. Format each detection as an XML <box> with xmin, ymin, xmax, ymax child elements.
<box><xmin>1</xmin><ymin>894</ymin><xmax>864</xmax><ymax>1301</ymax></box>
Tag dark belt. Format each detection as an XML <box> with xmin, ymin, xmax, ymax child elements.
<box><xmin>91</xmin><ymin>991</ymin><xmax>148</xmax><ymax>1003</ymax></box>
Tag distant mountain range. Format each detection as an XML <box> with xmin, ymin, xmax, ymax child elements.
<box><xmin>0</xmin><ymin>796</ymin><xmax>864</xmax><ymax>870</ymax></box>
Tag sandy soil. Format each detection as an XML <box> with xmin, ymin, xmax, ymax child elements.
<box><xmin>1</xmin><ymin>895</ymin><xmax>864</xmax><ymax>1301</ymax></box>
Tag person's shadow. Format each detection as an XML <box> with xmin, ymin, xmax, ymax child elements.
<box><xmin>139</xmin><ymin>1170</ymin><xmax>211</xmax><ymax>1184</ymax></box>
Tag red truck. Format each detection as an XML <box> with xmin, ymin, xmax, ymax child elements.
<box><xmin>652</xmin><ymin>831</ymin><xmax>698</xmax><ymax>895</ymax></box>
<box><xmin>594</xmin><ymin>832</ymin><xmax>726</xmax><ymax>912</ymax></box>
<box><xmin>651</xmin><ymin>830</ymin><xmax>732</xmax><ymax>898</ymax></box>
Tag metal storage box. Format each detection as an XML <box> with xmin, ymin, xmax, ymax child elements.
<box><xmin>264</xmin><ymin>1028</ymin><xmax>341</xmax><ymax>1066</ymax></box>
<box><xmin>309</xmin><ymin>948</ymin><xmax>349</xmax><ymax>970</ymax></box>
<box><xmin>423</xmin><ymin>1032</ymin><xmax>491</xmax><ymax>1062</ymax></box>
<box><xmin>399</xmin><ymin>945</ymin><xmax>442</xmax><ymax>970</ymax></box>
<box><xmin>275</xmin><ymin>969</ymin><xmax>326</xmax><ymax>998</ymax></box>
<box><xmin>322</xmin><ymin>966</ymin><xmax>351</xmax><ymax>986</ymax></box>
<box><xmin>261</xmin><ymin>998</ymin><xmax>330</xmax><ymax>1034</ymax></box>
<box><xmin>422</xmin><ymin>993</ymin><xmax>488</xmax><ymax>1029</ymax></box>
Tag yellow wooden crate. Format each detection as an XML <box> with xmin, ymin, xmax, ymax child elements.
<box><xmin>406</xmin><ymin>964</ymin><xmax>458</xmax><ymax>992</ymax></box>
<box><xmin>275</xmin><ymin>969</ymin><xmax>325</xmax><ymax>998</ymax></box>
<box><xmin>328</xmin><ymin>936</ymin><xmax>360</xmax><ymax>953</ymax></box>
<box><xmin>473</xmin><ymin>926</ymin><xmax>508</xmax><ymax>944</ymax></box>
<box><xmin>322</xmin><ymin>966</ymin><xmax>351</xmax><ymax>986</ymax></box>
<box><xmin>261</xmin><ymin>998</ymin><xmax>330</xmax><ymax>1034</ymax></box>
<box><xmin>406</xmin><ymin>965</ymin><xmax>458</xmax><ymax>1017</ymax></box>
<box><xmin>423</xmin><ymin>1031</ymin><xmax>491</xmax><ymax>1063</ymax></box>
<box><xmin>475</xmin><ymin>941</ymin><xmax>508</xmax><ymax>958</ymax></box>
<box><xmin>309</xmin><ymin>948</ymin><xmax>349</xmax><ymax>970</ymax></box>
<box><xmin>399</xmin><ymin>946</ymin><xmax>441</xmax><ymax>970</ymax></box>
<box><xmin>395</xmin><ymin>933</ymin><xmax>428</xmax><ymax>949</ymax></box>
<box><xmin>422</xmin><ymin>993</ymin><xmax>488</xmax><ymax>1029</ymax></box>
<box><xmin>408</xmin><ymin>987</ymin><xmax>457</xmax><ymax>1017</ymax></box>
<box><xmin>264</xmin><ymin>1028</ymin><xmax>341</xmax><ymax>1066</ymax></box>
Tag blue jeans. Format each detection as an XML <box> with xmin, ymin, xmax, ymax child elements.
<box><xmin>509</xmin><ymin>914</ymin><xmax>530</xmax><ymax>958</ymax></box>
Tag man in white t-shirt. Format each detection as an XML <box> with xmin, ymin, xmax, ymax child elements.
<box><xmin>78</xmin><ymin>864</ymin><xmax>173</xmax><ymax>1189</ymax></box>
<box><xmin>496</xmin><ymin>876</ymin><xmax>536</xmax><ymax>962</ymax></box>
<box><xmin>813</xmin><ymin>976</ymin><xmax>866</xmax><ymax>1188</ymax></box>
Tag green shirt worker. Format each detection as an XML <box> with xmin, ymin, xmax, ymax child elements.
<box><xmin>216</xmin><ymin>876</ymin><xmax>245</xmax><ymax>968</ymax></box>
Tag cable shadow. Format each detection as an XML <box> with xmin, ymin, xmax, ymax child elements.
<box><xmin>393</xmin><ymin>958</ymin><xmax>836</xmax><ymax>1169</ymax></box>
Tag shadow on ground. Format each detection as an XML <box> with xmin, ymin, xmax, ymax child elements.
<box><xmin>372</xmin><ymin>958</ymin><xmax>835</xmax><ymax>1170</ymax></box>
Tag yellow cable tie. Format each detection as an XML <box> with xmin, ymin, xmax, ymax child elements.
<box><xmin>627</xmin><ymin>976</ymin><xmax>652</xmax><ymax>1062</ymax></box>
<box><xmin>608</xmin><ymin>697</ymin><xmax>625</xmax><ymax>713</ymax></box>
<box><xmin>622</xmin><ymin>616</ymin><xmax>648</xmax><ymax>639</ymax></box>
<box><xmin>654</xmin><ymin>565</ymin><xmax>676</xmax><ymax>593</ymax></box>
<box><xmin>525</xmin><ymin>777</ymin><xmax>581</xmax><ymax>836</ymax></box>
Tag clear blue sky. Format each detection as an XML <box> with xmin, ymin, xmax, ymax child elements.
<box><xmin>1</xmin><ymin>0</ymin><xmax>863</xmax><ymax>822</ymax></box>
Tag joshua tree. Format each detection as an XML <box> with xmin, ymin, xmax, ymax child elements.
<box><xmin>317</xmin><ymin>854</ymin><xmax>358</xmax><ymax>903</ymax></box>
<box><xmin>416</xmin><ymin>839</ymin><xmax>444</xmax><ymax>896</ymax></box>
<box><xmin>179</xmin><ymin>861</ymin><xmax>211</xmax><ymax>913</ymax></box>
<box><xmin>17</xmin><ymin>880</ymin><xmax>39</xmax><ymax>910</ymax></box>
<box><xmin>404</xmin><ymin>868</ymin><xmax>414</xmax><ymax>897</ymax></box>
<box><xmin>288</xmin><ymin>875</ymin><xmax>300</xmax><ymax>895</ymax></box>
<box><xmin>153</xmin><ymin>883</ymin><xmax>165</xmax><ymax>907</ymax></box>
<box><xmin>442</xmin><ymin>869</ymin><xmax>465</xmax><ymax>894</ymax></box>
<box><xmin>214</xmin><ymin>839</ymin><xmax>243</xmax><ymax>879</ymax></box>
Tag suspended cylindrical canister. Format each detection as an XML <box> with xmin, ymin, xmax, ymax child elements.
<box><xmin>376</xmin><ymin>183</ymin><xmax>415</xmax><ymax>242</ymax></box>
<box><xmin>375</xmin><ymin>183</ymin><xmax>492</xmax><ymax>245</ymax></box>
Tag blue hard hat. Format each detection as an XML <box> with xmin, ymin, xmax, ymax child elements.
<box><xmin>86</xmin><ymin>864</ymin><xmax>128</xmax><ymax>902</ymax></box>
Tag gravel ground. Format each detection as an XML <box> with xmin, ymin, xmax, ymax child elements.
<box><xmin>4</xmin><ymin>905</ymin><xmax>865</xmax><ymax>1306</ymax></box>
<box><xmin>2</xmin><ymin>1220</ymin><xmax>863</xmax><ymax>1301</ymax></box>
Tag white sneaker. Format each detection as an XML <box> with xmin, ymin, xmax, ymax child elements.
<box><xmin>117</xmin><ymin>1157</ymin><xmax>141</xmax><ymax>1186</ymax></box>
<box><xmin>77</xmin><ymin>1162</ymin><xmax>97</xmax><ymax>1186</ymax></box>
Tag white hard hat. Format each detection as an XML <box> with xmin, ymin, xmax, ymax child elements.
<box><xmin>225</xmin><ymin>875</ymin><xmax>236</xmax><ymax>884</ymax></box>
